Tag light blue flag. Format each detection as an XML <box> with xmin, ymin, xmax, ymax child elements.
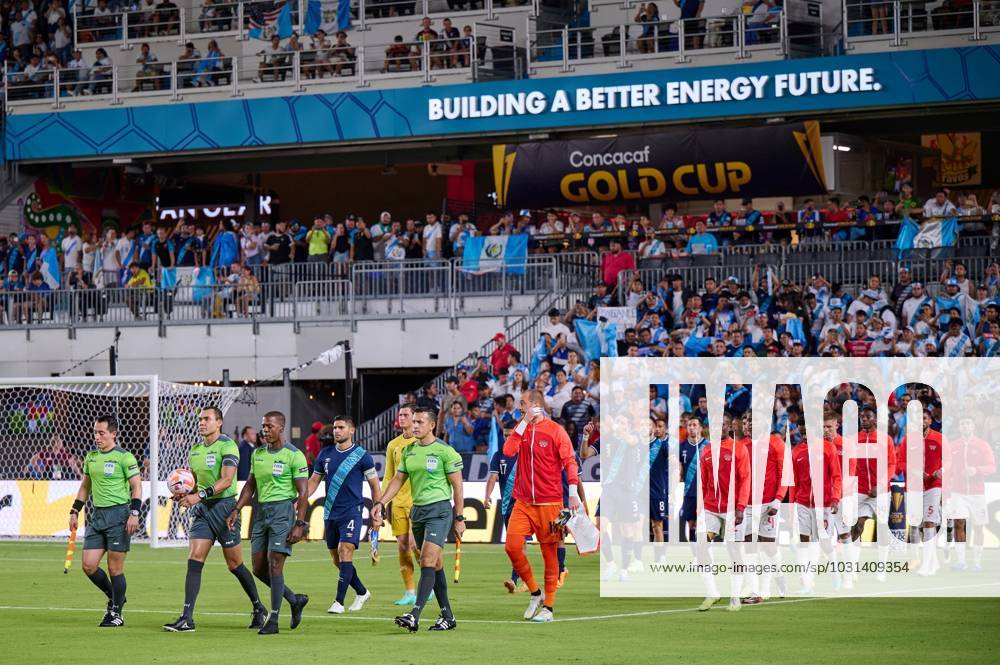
<box><xmin>160</xmin><ymin>267</ymin><xmax>177</xmax><ymax>289</ymax></box>
<box><xmin>462</xmin><ymin>235</ymin><xmax>529</xmax><ymax>274</ymax></box>
<box><xmin>486</xmin><ymin>416</ymin><xmax>502</xmax><ymax>459</ymax></box>
<box><xmin>192</xmin><ymin>268</ymin><xmax>215</xmax><ymax>303</ymax></box>
<box><xmin>896</xmin><ymin>217</ymin><xmax>959</xmax><ymax>256</ymax></box>
<box><xmin>784</xmin><ymin>316</ymin><xmax>807</xmax><ymax>344</ymax></box>
<box><xmin>529</xmin><ymin>334</ymin><xmax>548</xmax><ymax>379</ymax></box>
<box><xmin>40</xmin><ymin>247</ymin><xmax>60</xmax><ymax>289</ymax></box>
<box><xmin>602</xmin><ymin>322</ymin><xmax>618</xmax><ymax>358</ymax></box>
<box><xmin>684</xmin><ymin>336</ymin><xmax>713</xmax><ymax>357</ymax></box>
<box><xmin>574</xmin><ymin>319</ymin><xmax>602</xmax><ymax>362</ymax></box>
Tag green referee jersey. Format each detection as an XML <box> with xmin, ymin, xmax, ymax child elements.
<box><xmin>188</xmin><ymin>433</ymin><xmax>240</xmax><ymax>499</ymax></box>
<box><xmin>82</xmin><ymin>447</ymin><xmax>140</xmax><ymax>508</ymax></box>
<box><xmin>399</xmin><ymin>439</ymin><xmax>463</xmax><ymax>507</ymax></box>
<box><xmin>250</xmin><ymin>443</ymin><xmax>309</xmax><ymax>503</ymax></box>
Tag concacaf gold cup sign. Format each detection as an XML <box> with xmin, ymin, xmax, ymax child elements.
<box><xmin>492</xmin><ymin>121</ymin><xmax>827</xmax><ymax>208</ymax></box>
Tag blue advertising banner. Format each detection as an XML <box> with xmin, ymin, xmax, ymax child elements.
<box><xmin>5</xmin><ymin>46</ymin><xmax>1000</xmax><ymax>162</ymax></box>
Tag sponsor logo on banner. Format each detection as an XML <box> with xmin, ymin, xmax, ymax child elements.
<box><xmin>491</xmin><ymin>121</ymin><xmax>826</xmax><ymax>207</ymax></box>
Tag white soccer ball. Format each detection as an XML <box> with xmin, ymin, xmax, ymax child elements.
<box><xmin>168</xmin><ymin>468</ymin><xmax>196</xmax><ymax>496</ymax></box>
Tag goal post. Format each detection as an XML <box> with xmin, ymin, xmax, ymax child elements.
<box><xmin>0</xmin><ymin>375</ymin><xmax>241</xmax><ymax>548</ymax></box>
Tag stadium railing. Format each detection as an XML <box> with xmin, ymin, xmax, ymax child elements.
<box><xmin>354</xmin><ymin>285</ymin><xmax>577</xmax><ymax>449</ymax></box>
<box><xmin>0</xmin><ymin>254</ymin><xmax>572</xmax><ymax>332</ymax></box>
<box><xmin>842</xmin><ymin>0</ymin><xmax>999</xmax><ymax>48</ymax></box>
<box><xmin>616</xmin><ymin>240</ymin><xmax>999</xmax><ymax>304</ymax></box>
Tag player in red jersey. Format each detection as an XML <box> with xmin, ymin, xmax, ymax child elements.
<box><xmin>944</xmin><ymin>416</ymin><xmax>997</xmax><ymax>571</ymax></box>
<box><xmin>897</xmin><ymin>409</ymin><xmax>944</xmax><ymax>576</ymax></box>
<box><xmin>502</xmin><ymin>390</ymin><xmax>580</xmax><ymax>623</ymax></box>
<box><xmin>822</xmin><ymin>415</ymin><xmax>857</xmax><ymax>589</ymax></box>
<box><xmin>697</xmin><ymin>421</ymin><xmax>750</xmax><ymax>612</ymax></box>
<box><xmin>848</xmin><ymin>404</ymin><xmax>896</xmax><ymax>579</ymax></box>
<box><xmin>738</xmin><ymin>411</ymin><xmax>786</xmax><ymax>605</ymax></box>
<box><xmin>789</xmin><ymin>413</ymin><xmax>842</xmax><ymax>595</ymax></box>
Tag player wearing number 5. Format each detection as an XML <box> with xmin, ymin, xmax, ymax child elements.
<box><xmin>162</xmin><ymin>407</ymin><xmax>268</xmax><ymax>633</ymax></box>
<box><xmin>305</xmin><ymin>417</ymin><xmax>383</xmax><ymax>615</ymax></box>
<box><xmin>69</xmin><ymin>415</ymin><xmax>142</xmax><ymax>628</ymax></box>
<box><xmin>228</xmin><ymin>411</ymin><xmax>311</xmax><ymax>635</ymax></box>
<box><xmin>377</xmin><ymin>406</ymin><xmax>465</xmax><ymax>632</ymax></box>
<box><xmin>503</xmin><ymin>390</ymin><xmax>580</xmax><ymax>623</ymax></box>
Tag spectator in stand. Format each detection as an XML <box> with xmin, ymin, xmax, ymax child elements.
<box><xmin>797</xmin><ymin>198</ymin><xmax>822</xmax><ymax>241</ymax></box>
<box><xmin>2</xmin><ymin>269</ymin><xmax>26</xmax><ymax>324</ymax></box>
<box><xmin>403</xmin><ymin>218</ymin><xmax>423</xmax><ymax>259</ymax></box>
<box><xmin>236</xmin><ymin>426</ymin><xmax>258</xmax><ymax>481</ymax></box>
<box><xmin>88</xmin><ymin>48</ymin><xmax>113</xmax><ymax>95</ymax></box>
<box><xmin>330</xmin><ymin>30</ymin><xmax>356</xmax><ymax>77</ymax></box>
<box><xmin>125</xmin><ymin>262</ymin><xmax>153</xmax><ymax>319</ymax></box>
<box><xmin>706</xmin><ymin>199</ymin><xmax>732</xmax><ymax>226</ymax></box>
<box><xmin>24</xmin><ymin>433</ymin><xmax>81</xmax><ymax>480</ymax></box>
<box><xmin>422</xmin><ymin>211</ymin><xmax>443</xmax><ymax>261</ymax></box>
<box><xmin>600</xmin><ymin>239</ymin><xmax>635</xmax><ymax>291</ymax></box>
<box><xmin>133</xmin><ymin>42</ymin><xmax>163</xmax><ymax>91</ymax></box>
<box><xmin>443</xmin><ymin>401</ymin><xmax>476</xmax><ymax>452</ymax></box>
<box><xmin>895</xmin><ymin>182</ymin><xmax>921</xmax><ymax>218</ymax></box>
<box><xmin>210</xmin><ymin>219</ymin><xmax>239</xmax><ymax>273</ymax></box>
<box><xmin>457</xmin><ymin>367</ymin><xmax>480</xmax><ymax>403</ymax></box>
<box><xmin>352</xmin><ymin>218</ymin><xmax>375</xmax><ymax>262</ymax></box>
<box><xmin>490</xmin><ymin>332</ymin><xmax>517</xmax><ymax>373</ymax></box>
<box><xmin>384</xmin><ymin>35</ymin><xmax>411</xmax><ymax>72</ymax></box>
<box><xmin>560</xmin><ymin>386</ymin><xmax>595</xmax><ymax>437</ymax></box>
<box><xmin>635</xmin><ymin>2</ymin><xmax>661</xmax><ymax>54</ymax></box>
<box><xmin>923</xmin><ymin>189</ymin><xmax>958</xmax><ymax>218</ymax></box>
<box><xmin>685</xmin><ymin>219</ymin><xmax>719</xmax><ymax>255</ymax></box>
<box><xmin>638</xmin><ymin>228</ymin><xmax>667</xmax><ymax>259</ymax></box>
<box><xmin>60</xmin><ymin>225</ymin><xmax>81</xmax><ymax>284</ymax></box>
<box><xmin>439</xmin><ymin>375</ymin><xmax>467</xmax><ymax>429</ymax></box>
<box><xmin>449</xmin><ymin>213</ymin><xmax>477</xmax><ymax>257</ymax></box>
<box><xmin>825</xmin><ymin>197</ymin><xmax>852</xmax><ymax>239</ymax></box>
<box><xmin>439</xmin><ymin>17</ymin><xmax>461</xmax><ymax>67</ymax></box>
<box><xmin>306</xmin><ymin>216</ymin><xmax>331</xmax><ymax>264</ymax></box>
<box><xmin>303</xmin><ymin>421</ymin><xmax>324</xmax><ymax>466</ymax></box>
<box><xmin>413</xmin><ymin>16</ymin><xmax>441</xmax><ymax>69</ymax></box>
<box><xmin>416</xmin><ymin>382</ymin><xmax>441</xmax><ymax>411</ymax></box>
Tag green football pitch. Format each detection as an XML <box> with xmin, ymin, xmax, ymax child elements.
<box><xmin>1</xmin><ymin>540</ymin><xmax>998</xmax><ymax>664</ymax></box>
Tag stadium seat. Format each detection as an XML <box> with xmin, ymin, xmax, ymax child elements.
<box><xmin>690</xmin><ymin>254</ymin><xmax>722</xmax><ymax>267</ymax></box>
<box><xmin>639</xmin><ymin>257</ymin><xmax>666</xmax><ymax>271</ymax></box>
<box><xmin>783</xmin><ymin>251</ymin><xmax>814</xmax><ymax>264</ymax></box>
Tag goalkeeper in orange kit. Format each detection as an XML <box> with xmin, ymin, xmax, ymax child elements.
<box><xmin>502</xmin><ymin>390</ymin><xmax>580</xmax><ymax>623</ymax></box>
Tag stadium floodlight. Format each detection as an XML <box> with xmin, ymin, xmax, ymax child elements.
<box><xmin>0</xmin><ymin>375</ymin><xmax>240</xmax><ymax>548</ymax></box>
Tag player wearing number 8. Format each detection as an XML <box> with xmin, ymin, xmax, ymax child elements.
<box><xmin>229</xmin><ymin>411</ymin><xmax>311</xmax><ymax>635</ymax></box>
<box><xmin>69</xmin><ymin>415</ymin><xmax>142</xmax><ymax>628</ymax></box>
<box><xmin>305</xmin><ymin>417</ymin><xmax>383</xmax><ymax>615</ymax></box>
<box><xmin>377</xmin><ymin>406</ymin><xmax>465</xmax><ymax>632</ymax></box>
<box><xmin>162</xmin><ymin>407</ymin><xmax>268</xmax><ymax>633</ymax></box>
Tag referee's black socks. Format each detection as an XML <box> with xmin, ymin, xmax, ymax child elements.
<box><xmin>433</xmin><ymin>569</ymin><xmax>454</xmax><ymax>620</ymax></box>
<box><xmin>182</xmin><ymin>559</ymin><xmax>204</xmax><ymax>619</ymax></box>
<box><xmin>253</xmin><ymin>570</ymin><xmax>298</xmax><ymax>604</ymax></box>
<box><xmin>269</xmin><ymin>574</ymin><xmax>285</xmax><ymax>615</ymax></box>
<box><xmin>86</xmin><ymin>568</ymin><xmax>113</xmax><ymax>599</ymax></box>
<box><xmin>230</xmin><ymin>564</ymin><xmax>266</xmax><ymax>611</ymax></box>
<box><xmin>110</xmin><ymin>574</ymin><xmax>126</xmax><ymax>614</ymax></box>
<box><xmin>411</xmin><ymin>566</ymin><xmax>437</xmax><ymax>620</ymax></box>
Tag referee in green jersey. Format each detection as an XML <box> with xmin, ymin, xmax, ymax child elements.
<box><xmin>377</xmin><ymin>406</ymin><xmax>465</xmax><ymax>632</ymax></box>
<box><xmin>69</xmin><ymin>415</ymin><xmax>142</xmax><ymax>628</ymax></box>
<box><xmin>229</xmin><ymin>410</ymin><xmax>310</xmax><ymax>635</ymax></box>
<box><xmin>163</xmin><ymin>407</ymin><xmax>268</xmax><ymax>633</ymax></box>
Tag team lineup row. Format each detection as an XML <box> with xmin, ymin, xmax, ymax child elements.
<box><xmin>68</xmin><ymin>390</ymin><xmax>582</xmax><ymax>632</ymax></box>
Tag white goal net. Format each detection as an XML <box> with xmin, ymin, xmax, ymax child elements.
<box><xmin>0</xmin><ymin>376</ymin><xmax>241</xmax><ymax>547</ymax></box>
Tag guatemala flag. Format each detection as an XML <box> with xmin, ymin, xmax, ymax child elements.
<box><xmin>160</xmin><ymin>267</ymin><xmax>178</xmax><ymax>289</ymax></box>
<box><xmin>684</xmin><ymin>336</ymin><xmax>713</xmax><ymax>357</ymax></box>
<box><xmin>895</xmin><ymin>217</ymin><xmax>959</xmax><ymax>256</ymax></box>
<box><xmin>486</xmin><ymin>414</ymin><xmax>502</xmax><ymax>459</ymax></box>
<box><xmin>574</xmin><ymin>319</ymin><xmax>602</xmax><ymax>362</ymax></box>
<box><xmin>461</xmin><ymin>235</ymin><xmax>529</xmax><ymax>274</ymax></box>
<box><xmin>305</xmin><ymin>0</ymin><xmax>352</xmax><ymax>33</ymax></box>
<box><xmin>40</xmin><ymin>247</ymin><xmax>60</xmax><ymax>289</ymax></box>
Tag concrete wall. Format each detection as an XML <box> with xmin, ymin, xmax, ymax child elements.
<box><xmin>0</xmin><ymin>313</ymin><xmax>515</xmax><ymax>380</ymax></box>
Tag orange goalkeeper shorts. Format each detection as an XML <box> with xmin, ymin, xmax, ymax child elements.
<box><xmin>506</xmin><ymin>502</ymin><xmax>564</xmax><ymax>544</ymax></box>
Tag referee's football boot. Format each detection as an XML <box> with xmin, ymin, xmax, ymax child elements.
<box><xmin>162</xmin><ymin>616</ymin><xmax>196</xmax><ymax>632</ymax></box>
<box><xmin>394</xmin><ymin>612</ymin><xmax>419</xmax><ymax>633</ymax></box>
<box><xmin>428</xmin><ymin>614</ymin><xmax>457</xmax><ymax>631</ymax></box>
<box><xmin>99</xmin><ymin>611</ymin><xmax>125</xmax><ymax>628</ymax></box>
<box><xmin>248</xmin><ymin>606</ymin><xmax>268</xmax><ymax>630</ymax></box>
<box><xmin>289</xmin><ymin>594</ymin><xmax>309</xmax><ymax>630</ymax></box>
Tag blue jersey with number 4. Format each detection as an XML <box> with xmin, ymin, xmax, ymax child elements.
<box><xmin>312</xmin><ymin>444</ymin><xmax>376</xmax><ymax>521</ymax></box>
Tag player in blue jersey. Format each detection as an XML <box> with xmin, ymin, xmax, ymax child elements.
<box><xmin>305</xmin><ymin>417</ymin><xmax>383</xmax><ymax>615</ymax></box>
<box><xmin>679</xmin><ymin>415</ymin><xmax>709</xmax><ymax>543</ymax></box>
<box><xmin>649</xmin><ymin>418</ymin><xmax>670</xmax><ymax>557</ymax></box>
<box><xmin>485</xmin><ymin>427</ymin><xmax>521</xmax><ymax>593</ymax></box>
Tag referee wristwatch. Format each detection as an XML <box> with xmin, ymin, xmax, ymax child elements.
<box><xmin>295</xmin><ymin>519</ymin><xmax>310</xmax><ymax>531</ymax></box>
<box><xmin>453</xmin><ymin>514</ymin><xmax>465</xmax><ymax>522</ymax></box>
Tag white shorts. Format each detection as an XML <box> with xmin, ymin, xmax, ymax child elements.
<box><xmin>700</xmin><ymin>511</ymin><xmax>739</xmax><ymax>541</ymax></box>
<box><xmin>742</xmin><ymin>505</ymin><xmax>778</xmax><ymax>540</ymax></box>
<box><xmin>796</xmin><ymin>505</ymin><xmax>849</xmax><ymax>540</ymax></box>
<box><xmin>921</xmin><ymin>488</ymin><xmax>942</xmax><ymax>526</ymax></box>
<box><xmin>946</xmin><ymin>493</ymin><xmax>988</xmax><ymax>526</ymax></box>
<box><xmin>853</xmin><ymin>493</ymin><xmax>888</xmax><ymax>521</ymax></box>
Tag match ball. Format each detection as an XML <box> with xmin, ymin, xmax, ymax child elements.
<box><xmin>168</xmin><ymin>469</ymin><xmax>196</xmax><ymax>496</ymax></box>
